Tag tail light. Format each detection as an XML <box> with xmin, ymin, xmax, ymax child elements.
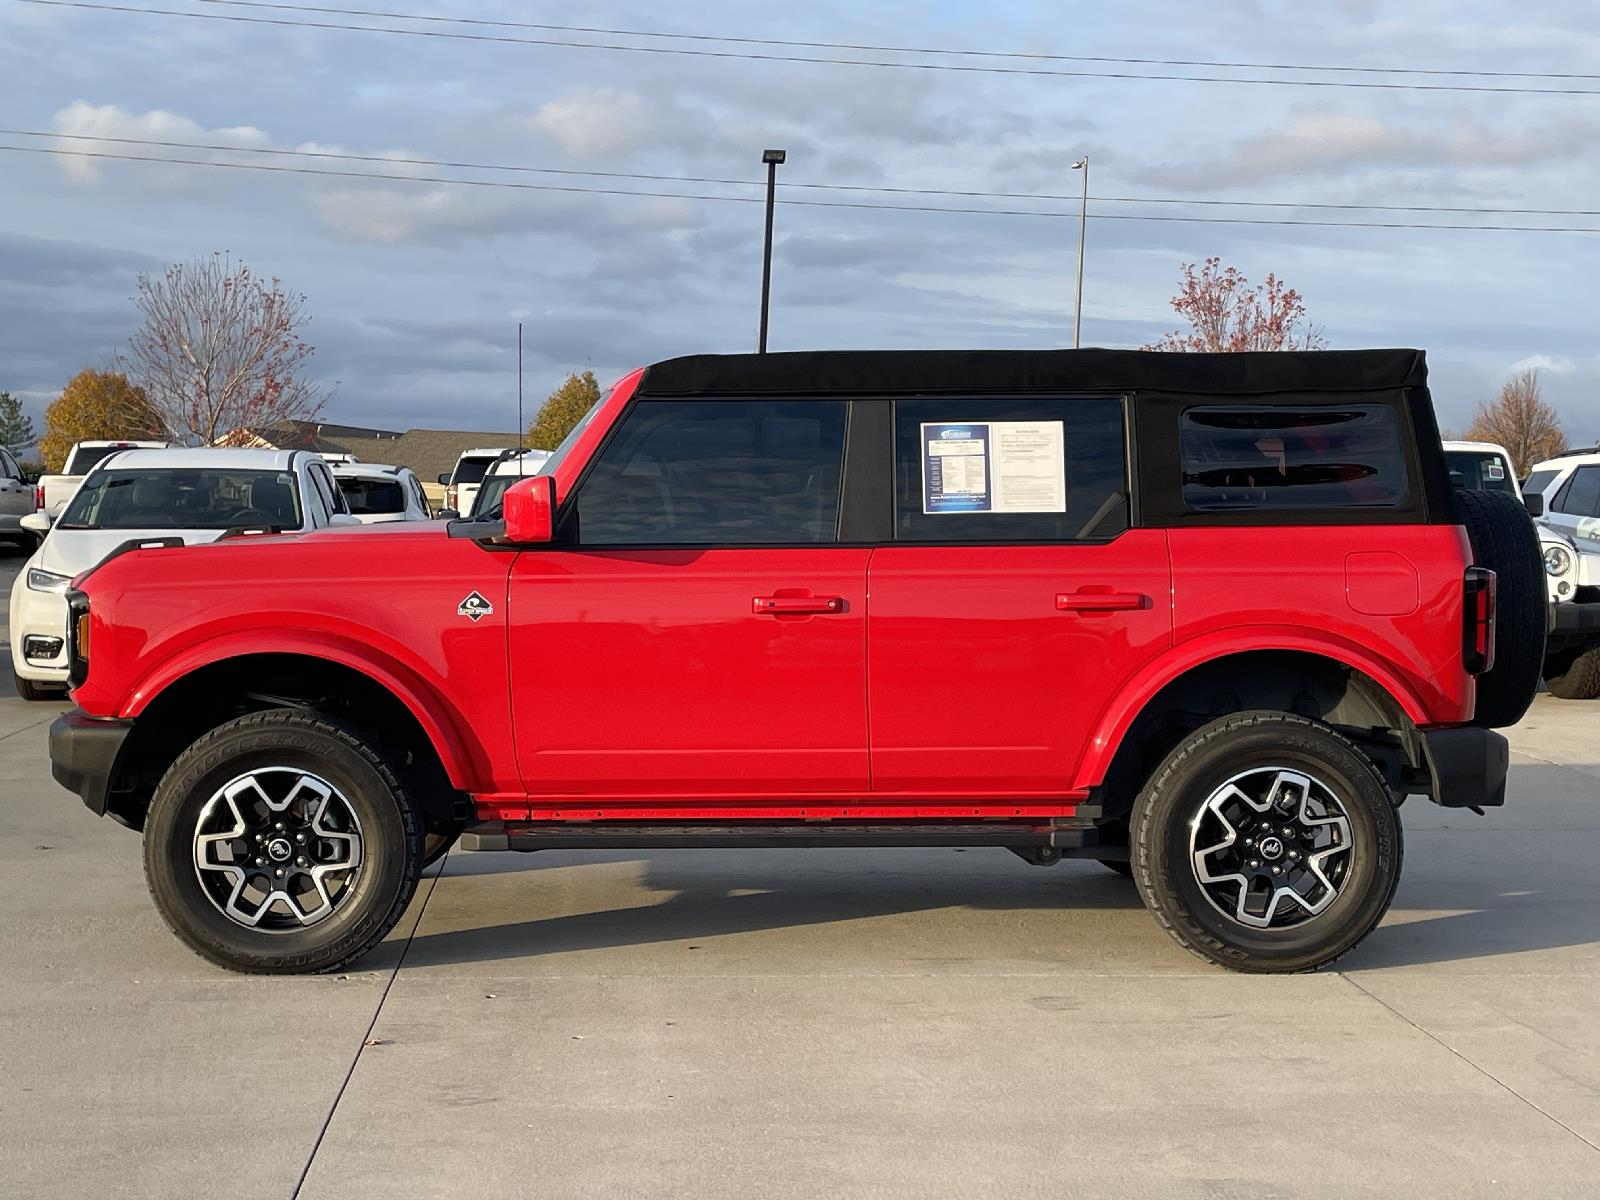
<box><xmin>33</xmin><ymin>483</ymin><xmax>44</xmax><ymax>511</ymax></box>
<box><xmin>445</xmin><ymin>484</ymin><xmax>458</xmax><ymax>510</ymax></box>
<box><xmin>1462</xmin><ymin>567</ymin><xmax>1496</xmax><ymax>675</ymax></box>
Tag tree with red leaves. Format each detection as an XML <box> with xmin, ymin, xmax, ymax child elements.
<box><xmin>127</xmin><ymin>253</ymin><xmax>327</xmax><ymax>445</ymax></box>
<box><xmin>1145</xmin><ymin>257</ymin><xmax>1325</xmax><ymax>353</ymax></box>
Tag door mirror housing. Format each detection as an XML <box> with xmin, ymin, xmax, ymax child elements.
<box><xmin>437</xmin><ymin>472</ymin><xmax>452</xmax><ymax>485</ymax></box>
<box><xmin>1524</xmin><ymin>493</ymin><xmax>1545</xmax><ymax>518</ymax></box>
<box><xmin>327</xmin><ymin>513</ymin><xmax>363</xmax><ymax>528</ymax></box>
<box><xmin>20</xmin><ymin>511</ymin><xmax>52</xmax><ymax>534</ymax></box>
<box><xmin>503</xmin><ymin>475</ymin><xmax>556</xmax><ymax>545</ymax></box>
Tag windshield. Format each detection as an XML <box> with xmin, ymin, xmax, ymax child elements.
<box><xmin>1523</xmin><ymin>468</ymin><xmax>1560</xmax><ymax>497</ymax></box>
<box><xmin>450</xmin><ymin>456</ymin><xmax>499</xmax><ymax>486</ymax></box>
<box><xmin>1444</xmin><ymin>450</ymin><xmax>1517</xmax><ymax>495</ymax></box>
<box><xmin>470</xmin><ymin>459</ymin><xmax>551</xmax><ymax>518</ymax></box>
<box><xmin>59</xmin><ymin>468</ymin><xmax>303</xmax><ymax>530</ymax></box>
<box><xmin>337</xmin><ymin>476</ymin><xmax>405</xmax><ymax>514</ymax></box>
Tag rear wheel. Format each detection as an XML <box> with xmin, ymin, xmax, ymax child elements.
<box><xmin>1544</xmin><ymin>645</ymin><xmax>1600</xmax><ymax>700</ymax></box>
<box><xmin>13</xmin><ymin>672</ymin><xmax>67</xmax><ymax>702</ymax></box>
<box><xmin>143</xmin><ymin>709</ymin><xmax>423</xmax><ymax>974</ymax></box>
<box><xmin>1131</xmin><ymin>712</ymin><xmax>1402</xmax><ymax>973</ymax></box>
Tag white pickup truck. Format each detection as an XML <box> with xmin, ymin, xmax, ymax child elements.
<box><xmin>34</xmin><ymin>439</ymin><xmax>169</xmax><ymax>516</ymax></box>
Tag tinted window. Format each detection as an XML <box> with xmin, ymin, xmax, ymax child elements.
<box><xmin>1554</xmin><ymin>466</ymin><xmax>1600</xmax><ymax>517</ymax></box>
<box><xmin>1181</xmin><ymin>406</ymin><xmax>1409</xmax><ymax>512</ymax></box>
<box><xmin>1444</xmin><ymin>450</ymin><xmax>1516</xmax><ymax>495</ymax></box>
<box><xmin>338</xmin><ymin>477</ymin><xmax>405</xmax><ymax>514</ymax></box>
<box><xmin>573</xmin><ymin>399</ymin><xmax>845</xmax><ymax>545</ymax></box>
<box><xmin>0</xmin><ymin>450</ymin><xmax>16</xmax><ymax>479</ymax></box>
<box><xmin>59</xmin><ymin>469</ymin><xmax>303</xmax><ymax>530</ymax></box>
<box><xmin>1523</xmin><ymin>469</ymin><xmax>1560</xmax><ymax>497</ymax></box>
<box><xmin>451</xmin><ymin>456</ymin><xmax>499</xmax><ymax>486</ymax></box>
<box><xmin>304</xmin><ymin>471</ymin><xmax>332</xmax><ymax>525</ymax></box>
<box><xmin>893</xmin><ymin>397</ymin><xmax>1127</xmax><ymax>542</ymax></box>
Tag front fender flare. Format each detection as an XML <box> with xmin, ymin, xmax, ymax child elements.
<box><xmin>120</xmin><ymin>631</ymin><xmax>486</xmax><ymax>793</ymax></box>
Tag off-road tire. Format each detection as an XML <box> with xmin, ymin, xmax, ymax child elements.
<box><xmin>13</xmin><ymin>672</ymin><xmax>67</xmax><ymax>702</ymax></box>
<box><xmin>1456</xmin><ymin>489</ymin><xmax>1545</xmax><ymax>728</ymax></box>
<box><xmin>1544</xmin><ymin>645</ymin><xmax>1600</xmax><ymax>700</ymax></box>
<box><xmin>1131</xmin><ymin>711</ymin><xmax>1403</xmax><ymax>973</ymax></box>
<box><xmin>143</xmin><ymin>709</ymin><xmax>423</xmax><ymax>974</ymax></box>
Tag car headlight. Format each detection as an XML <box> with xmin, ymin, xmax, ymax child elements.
<box><xmin>26</xmin><ymin>568</ymin><xmax>71</xmax><ymax>594</ymax></box>
<box><xmin>1544</xmin><ymin>545</ymin><xmax>1573</xmax><ymax>577</ymax></box>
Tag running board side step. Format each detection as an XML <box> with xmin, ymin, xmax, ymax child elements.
<box><xmin>460</xmin><ymin>819</ymin><xmax>1103</xmax><ymax>853</ymax></box>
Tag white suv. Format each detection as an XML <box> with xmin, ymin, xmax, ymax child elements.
<box><xmin>1522</xmin><ymin>447</ymin><xmax>1600</xmax><ymax>698</ymax></box>
<box><xmin>331</xmin><ymin>462</ymin><xmax>432</xmax><ymax>523</ymax></box>
<box><xmin>8</xmin><ymin>448</ymin><xmax>356</xmax><ymax>700</ymax></box>
<box><xmin>437</xmin><ymin>447</ymin><xmax>512</xmax><ymax>517</ymax></box>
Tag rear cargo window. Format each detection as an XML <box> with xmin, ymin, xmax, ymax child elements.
<box><xmin>1554</xmin><ymin>465</ymin><xmax>1600</xmax><ymax>517</ymax></box>
<box><xmin>892</xmin><ymin>397</ymin><xmax>1128</xmax><ymax>542</ymax></box>
<box><xmin>1181</xmin><ymin>406</ymin><xmax>1409</xmax><ymax>512</ymax></box>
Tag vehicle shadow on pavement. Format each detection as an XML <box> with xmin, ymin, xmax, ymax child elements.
<box><xmin>405</xmin><ymin>852</ymin><xmax>1149</xmax><ymax>966</ymax></box>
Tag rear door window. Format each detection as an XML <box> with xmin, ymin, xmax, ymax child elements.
<box><xmin>892</xmin><ymin>397</ymin><xmax>1128</xmax><ymax>542</ymax></box>
<box><xmin>1554</xmin><ymin>466</ymin><xmax>1600</xmax><ymax>518</ymax></box>
<box><xmin>571</xmin><ymin>399</ymin><xmax>846</xmax><ymax>545</ymax></box>
<box><xmin>1181</xmin><ymin>406</ymin><xmax>1409</xmax><ymax>512</ymax></box>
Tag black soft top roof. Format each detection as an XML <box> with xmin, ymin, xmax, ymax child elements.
<box><xmin>638</xmin><ymin>348</ymin><xmax>1427</xmax><ymax>399</ymax></box>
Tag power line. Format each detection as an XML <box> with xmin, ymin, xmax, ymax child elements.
<box><xmin>20</xmin><ymin>0</ymin><xmax>1600</xmax><ymax>96</ymax></box>
<box><xmin>192</xmin><ymin>0</ymin><xmax>1600</xmax><ymax>83</ymax></box>
<box><xmin>14</xmin><ymin>128</ymin><xmax>1600</xmax><ymax>219</ymax></box>
<box><xmin>9</xmin><ymin>143</ymin><xmax>1599</xmax><ymax>233</ymax></box>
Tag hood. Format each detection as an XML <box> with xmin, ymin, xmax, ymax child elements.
<box><xmin>41</xmin><ymin>527</ymin><xmax>231</xmax><ymax>578</ymax></box>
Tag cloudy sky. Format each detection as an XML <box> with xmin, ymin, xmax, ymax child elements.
<box><xmin>3</xmin><ymin>0</ymin><xmax>1598</xmax><ymax>438</ymax></box>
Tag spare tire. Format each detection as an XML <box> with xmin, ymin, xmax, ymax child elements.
<box><xmin>1456</xmin><ymin>489</ymin><xmax>1545</xmax><ymax>728</ymax></box>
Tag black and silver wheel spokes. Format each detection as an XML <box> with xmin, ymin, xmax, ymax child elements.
<box><xmin>192</xmin><ymin>769</ymin><xmax>364</xmax><ymax>931</ymax></box>
<box><xmin>1188</xmin><ymin>767</ymin><xmax>1353</xmax><ymax>929</ymax></box>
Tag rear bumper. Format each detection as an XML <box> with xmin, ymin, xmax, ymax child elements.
<box><xmin>1421</xmin><ymin>726</ymin><xmax>1508</xmax><ymax>809</ymax></box>
<box><xmin>1550</xmin><ymin>600</ymin><xmax>1600</xmax><ymax>635</ymax></box>
<box><xmin>49</xmin><ymin>710</ymin><xmax>134</xmax><ymax>817</ymax></box>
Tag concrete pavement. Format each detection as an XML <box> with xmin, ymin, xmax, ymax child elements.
<box><xmin>3</xmin><ymin>544</ymin><xmax>1598</xmax><ymax>1198</ymax></box>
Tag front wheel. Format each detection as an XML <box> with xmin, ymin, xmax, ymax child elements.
<box><xmin>143</xmin><ymin>709</ymin><xmax>424</xmax><ymax>974</ymax></box>
<box><xmin>13</xmin><ymin>672</ymin><xmax>68</xmax><ymax>702</ymax></box>
<box><xmin>1544</xmin><ymin>645</ymin><xmax>1600</xmax><ymax>700</ymax></box>
<box><xmin>1131</xmin><ymin>712</ymin><xmax>1402</xmax><ymax>973</ymax></box>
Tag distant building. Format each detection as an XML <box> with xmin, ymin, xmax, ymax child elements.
<box><xmin>238</xmin><ymin>419</ymin><xmax>522</xmax><ymax>504</ymax></box>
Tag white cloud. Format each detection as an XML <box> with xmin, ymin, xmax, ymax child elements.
<box><xmin>1510</xmin><ymin>354</ymin><xmax>1577</xmax><ymax>375</ymax></box>
<box><xmin>50</xmin><ymin>100</ymin><xmax>271</xmax><ymax>184</ymax></box>
<box><xmin>1135</xmin><ymin>111</ymin><xmax>1595</xmax><ymax>189</ymax></box>
<box><xmin>525</xmin><ymin>87</ymin><xmax>681</xmax><ymax>159</ymax></box>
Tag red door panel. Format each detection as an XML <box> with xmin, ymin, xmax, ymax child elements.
<box><xmin>866</xmin><ymin>532</ymin><xmax>1172</xmax><ymax>795</ymax></box>
<box><xmin>509</xmin><ymin>548</ymin><xmax>870</xmax><ymax>802</ymax></box>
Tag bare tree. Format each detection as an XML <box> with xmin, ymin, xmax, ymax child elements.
<box><xmin>127</xmin><ymin>253</ymin><xmax>327</xmax><ymax>445</ymax></box>
<box><xmin>1145</xmin><ymin>257</ymin><xmax>1325</xmax><ymax>352</ymax></box>
<box><xmin>1465</xmin><ymin>369</ymin><xmax>1568</xmax><ymax>475</ymax></box>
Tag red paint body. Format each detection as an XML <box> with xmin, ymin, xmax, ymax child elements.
<box><xmin>70</xmin><ymin>370</ymin><xmax>1478</xmax><ymax>825</ymax></box>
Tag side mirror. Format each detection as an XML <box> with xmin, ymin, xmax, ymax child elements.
<box><xmin>20</xmin><ymin>471</ymin><xmax>39</xmax><ymax>486</ymax></box>
<box><xmin>503</xmin><ymin>475</ymin><xmax>556</xmax><ymax>545</ymax></box>
<box><xmin>20</xmin><ymin>511</ymin><xmax>52</xmax><ymax>534</ymax></box>
<box><xmin>328</xmin><ymin>513</ymin><xmax>363</xmax><ymax>528</ymax></box>
<box><xmin>1524</xmin><ymin>494</ymin><xmax>1545</xmax><ymax>518</ymax></box>
<box><xmin>437</xmin><ymin>472</ymin><xmax>452</xmax><ymax>485</ymax></box>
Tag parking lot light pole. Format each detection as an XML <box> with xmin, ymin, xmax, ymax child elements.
<box><xmin>1072</xmin><ymin>156</ymin><xmax>1088</xmax><ymax>349</ymax></box>
<box><xmin>759</xmin><ymin>148</ymin><xmax>786</xmax><ymax>354</ymax></box>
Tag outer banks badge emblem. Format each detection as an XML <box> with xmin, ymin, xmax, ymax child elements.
<box><xmin>457</xmin><ymin>591</ymin><xmax>494</xmax><ymax>622</ymax></box>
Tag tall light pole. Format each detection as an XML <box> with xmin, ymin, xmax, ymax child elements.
<box><xmin>758</xmin><ymin>148</ymin><xmax>786</xmax><ymax>354</ymax></box>
<box><xmin>1072</xmin><ymin>156</ymin><xmax>1088</xmax><ymax>349</ymax></box>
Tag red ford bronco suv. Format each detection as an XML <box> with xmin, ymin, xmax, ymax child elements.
<box><xmin>48</xmin><ymin>349</ymin><xmax>1545</xmax><ymax>975</ymax></box>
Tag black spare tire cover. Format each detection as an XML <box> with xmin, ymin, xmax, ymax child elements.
<box><xmin>1456</xmin><ymin>488</ymin><xmax>1546</xmax><ymax>729</ymax></box>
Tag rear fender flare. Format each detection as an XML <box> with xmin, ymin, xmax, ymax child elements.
<box><xmin>1072</xmin><ymin>628</ymin><xmax>1431</xmax><ymax>791</ymax></box>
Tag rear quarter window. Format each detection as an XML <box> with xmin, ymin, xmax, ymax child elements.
<box><xmin>1180</xmin><ymin>406</ymin><xmax>1410</xmax><ymax>512</ymax></box>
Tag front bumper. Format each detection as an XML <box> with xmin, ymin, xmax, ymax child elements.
<box><xmin>50</xmin><ymin>710</ymin><xmax>134</xmax><ymax>817</ymax></box>
<box><xmin>1551</xmin><ymin>600</ymin><xmax>1600</xmax><ymax>636</ymax></box>
<box><xmin>9</xmin><ymin>576</ymin><xmax>71</xmax><ymax>682</ymax></box>
<box><xmin>1421</xmin><ymin>726</ymin><xmax>1508</xmax><ymax>809</ymax></box>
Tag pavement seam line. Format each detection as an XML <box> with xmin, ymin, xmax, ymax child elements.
<box><xmin>1507</xmin><ymin>745</ymin><xmax>1600</xmax><ymax>783</ymax></box>
<box><xmin>1340</xmin><ymin>972</ymin><xmax>1600</xmax><ymax>1156</ymax></box>
<box><xmin>0</xmin><ymin>714</ymin><xmax>59</xmax><ymax>743</ymax></box>
<box><xmin>287</xmin><ymin>853</ymin><xmax>447</xmax><ymax>1200</ymax></box>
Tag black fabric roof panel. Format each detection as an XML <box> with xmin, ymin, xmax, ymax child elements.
<box><xmin>637</xmin><ymin>348</ymin><xmax>1427</xmax><ymax>399</ymax></box>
